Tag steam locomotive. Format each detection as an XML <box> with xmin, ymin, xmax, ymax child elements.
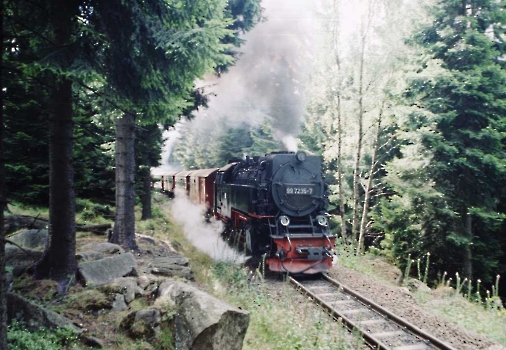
<box><xmin>160</xmin><ymin>151</ymin><xmax>335</xmax><ymax>274</ymax></box>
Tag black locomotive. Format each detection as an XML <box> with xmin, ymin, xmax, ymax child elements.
<box><xmin>161</xmin><ymin>151</ymin><xmax>335</xmax><ymax>274</ymax></box>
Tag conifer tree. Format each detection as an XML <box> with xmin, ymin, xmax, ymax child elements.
<box><xmin>387</xmin><ymin>0</ymin><xmax>506</xmax><ymax>280</ymax></box>
<box><xmin>243</xmin><ymin>115</ymin><xmax>282</xmax><ymax>155</ymax></box>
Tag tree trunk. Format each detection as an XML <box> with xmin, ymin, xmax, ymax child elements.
<box><xmin>351</xmin><ymin>37</ymin><xmax>366</xmax><ymax>241</ymax></box>
<box><xmin>141</xmin><ymin>165</ymin><xmax>152</xmax><ymax>220</ymax></box>
<box><xmin>34</xmin><ymin>77</ymin><xmax>77</xmax><ymax>286</ymax></box>
<box><xmin>351</xmin><ymin>4</ymin><xmax>374</xmax><ymax>241</ymax></box>
<box><xmin>358</xmin><ymin>109</ymin><xmax>383</xmax><ymax>253</ymax></box>
<box><xmin>331</xmin><ymin>0</ymin><xmax>347</xmax><ymax>239</ymax></box>
<box><xmin>34</xmin><ymin>0</ymin><xmax>77</xmax><ymax>288</ymax></box>
<box><xmin>0</xmin><ymin>63</ymin><xmax>7</xmax><ymax>350</ymax></box>
<box><xmin>110</xmin><ymin>114</ymin><xmax>137</xmax><ymax>250</ymax></box>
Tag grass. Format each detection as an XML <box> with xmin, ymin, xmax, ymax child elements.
<box><xmin>413</xmin><ymin>288</ymin><xmax>506</xmax><ymax>345</ymax></box>
<box><xmin>334</xmin><ymin>240</ymin><xmax>506</xmax><ymax>347</ymax></box>
<box><xmin>196</xmin><ymin>262</ymin><xmax>360</xmax><ymax>350</ymax></box>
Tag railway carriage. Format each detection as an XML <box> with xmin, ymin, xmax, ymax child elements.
<box><xmin>189</xmin><ymin>168</ymin><xmax>218</xmax><ymax>217</ymax></box>
<box><xmin>160</xmin><ymin>171</ymin><xmax>178</xmax><ymax>197</ymax></box>
<box><xmin>174</xmin><ymin>170</ymin><xmax>193</xmax><ymax>195</ymax></box>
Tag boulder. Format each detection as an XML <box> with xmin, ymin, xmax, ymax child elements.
<box><xmin>79</xmin><ymin>242</ymin><xmax>125</xmax><ymax>255</ymax></box>
<box><xmin>78</xmin><ymin>252</ymin><xmax>137</xmax><ymax>286</ymax></box>
<box><xmin>120</xmin><ymin>308</ymin><xmax>161</xmax><ymax>338</ymax></box>
<box><xmin>148</xmin><ymin>256</ymin><xmax>193</xmax><ymax>280</ymax></box>
<box><xmin>4</xmin><ymin>215</ymin><xmax>47</xmax><ymax>235</ymax></box>
<box><xmin>7</xmin><ymin>293</ymin><xmax>81</xmax><ymax>333</ymax></box>
<box><xmin>112</xmin><ymin>294</ymin><xmax>128</xmax><ymax>312</ymax></box>
<box><xmin>156</xmin><ymin>280</ymin><xmax>249</xmax><ymax>350</ymax></box>
<box><xmin>6</xmin><ymin>229</ymin><xmax>48</xmax><ymax>250</ymax></box>
<box><xmin>76</xmin><ymin>251</ymin><xmax>106</xmax><ymax>262</ymax></box>
<box><xmin>137</xmin><ymin>275</ymin><xmax>151</xmax><ymax>290</ymax></box>
<box><xmin>82</xmin><ymin>336</ymin><xmax>106</xmax><ymax>348</ymax></box>
<box><xmin>100</xmin><ymin>277</ymin><xmax>143</xmax><ymax>304</ymax></box>
<box><xmin>5</xmin><ymin>245</ymin><xmax>43</xmax><ymax>276</ymax></box>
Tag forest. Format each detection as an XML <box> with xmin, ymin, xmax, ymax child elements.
<box><xmin>1</xmin><ymin>0</ymin><xmax>506</xmax><ymax>348</ymax></box>
<box><xmin>170</xmin><ymin>0</ymin><xmax>506</xmax><ymax>295</ymax></box>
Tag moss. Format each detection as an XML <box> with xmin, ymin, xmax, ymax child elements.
<box><xmin>66</xmin><ymin>289</ymin><xmax>113</xmax><ymax>311</ymax></box>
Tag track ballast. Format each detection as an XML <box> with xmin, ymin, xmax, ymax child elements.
<box><xmin>290</xmin><ymin>274</ymin><xmax>458</xmax><ymax>350</ymax></box>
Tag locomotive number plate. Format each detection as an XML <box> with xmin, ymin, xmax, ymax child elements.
<box><xmin>286</xmin><ymin>186</ymin><xmax>313</xmax><ymax>195</ymax></box>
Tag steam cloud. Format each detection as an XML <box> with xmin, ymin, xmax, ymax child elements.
<box><xmin>170</xmin><ymin>189</ymin><xmax>246</xmax><ymax>263</ymax></box>
<box><xmin>160</xmin><ymin>0</ymin><xmax>320</xmax><ymax>165</ymax></box>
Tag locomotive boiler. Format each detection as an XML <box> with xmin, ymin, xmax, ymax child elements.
<box><xmin>161</xmin><ymin>151</ymin><xmax>335</xmax><ymax>274</ymax></box>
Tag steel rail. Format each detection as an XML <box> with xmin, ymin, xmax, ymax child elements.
<box><xmin>289</xmin><ymin>274</ymin><xmax>458</xmax><ymax>350</ymax></box>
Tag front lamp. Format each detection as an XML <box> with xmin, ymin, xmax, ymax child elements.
<box><xmin>316</xmin><ymin>215</ymin><xmax>328</xmax><ymax>226</ymax></box>
<box><xmin>279</xmin><ymin>215</ymin><xmax>290</xmax><ymax>227</ymax></box>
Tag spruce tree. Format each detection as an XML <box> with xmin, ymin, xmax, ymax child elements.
<box><xmin>394</xmin><ymin>0</ymin><xmax>506</xmax><ymax>280</ymax></box>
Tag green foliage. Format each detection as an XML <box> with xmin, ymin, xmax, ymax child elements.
<box><xmin>216</xmin><ymin>125</ymin><xmax>254</xmax><ymax>163</ymax></box>
<box><xmin>75</xmin><ymin>199</ymin><xmax>112</xmax><ymax>222</ymax></box>
<box><xmin>243</xmin><ymin>115</ymin><xmax>282</xmax><ymax>156</ymax></box>
<box><xmin>172</xmin><ymin>113</ymin><xmax>286</xmax><ymax>170</ymax></box>
<box><xmin>73</xmin><ymin>103</ymin><xmax>115</xmax><ymax>202</ymax></box>
<box><xmin>377</xmin><ymin>0</ymin><xmax>506</xmax><ymax>284</ymax></box>
<box><xmin>7</xmin><ymin>321</ymin><xmax>79</xmax><ymax>350</ymax></box>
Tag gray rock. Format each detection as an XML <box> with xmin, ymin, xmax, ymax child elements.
<box><xmin>120</xmin><ymin>308</ymin><xmax>161</xmax><ymax>338</ymax></box>
<box><xmin>156</xmin><ymin>280</ymin><xmax>249</xmax><ymax>350</ymax></box>
<box><xmin>151</xmin><ymin>256</ymin><xmax>189</xmax><ymax>266</ymax></box>
<box><xmin>100</xmin><ymin>277</ymin><xmax>143</xmax><ymax>304</ymax></box>
<box><xmin>148</xmin><ymin>256</ymin><xmax>193</xmax><ymax>280</ymax></box>
<box><xmin>79</xmin><ymin>242</ymin><xmax>125</xmax><ymax>255</ymax></box>
<box><xmin>82</xmin><ymin>336</ymin><xmax>106</xmax><ymax>348</ymax></box>
<box><xmin>112</xmin><ymin>294</ymin><xmax>128</xmax><ymax>312</ymax></box>
<box><xmin>7</xmin><ymin>293</ymin><xmax>81</xmax><ymax>333</ymax></box>
<box><xmin>5</xmin><ymin>245</ymin><xmax>44</xmax><ymax>276</ymax></box>
<box><xmin>7</xmin><ymin>272</ymin><xmax>13</xmax><ymax>292</ymax></box>
<box><xmin>6</xmin><ymin>229</ymin><xmax>48</xmax><ymax>250</ymax></box>
<box><xmin>137</xmin><ymin>275</ymin><xmax>151</xmax><ymax>290</ymax></box>
<box><xmin>76</xmin><ymin>251</ymin><xmax>106</xmax><ymax>262</ymax></box>
<box><xmin>78</xmin><ymin>252</ymin><xmax>137</xmax><ymax>287</ymax></box>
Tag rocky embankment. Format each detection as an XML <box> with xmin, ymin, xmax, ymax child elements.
<box><xmin>5</xmin><ymin>228</ymin><xmax>248</xmax><ymax>350</ymax></box>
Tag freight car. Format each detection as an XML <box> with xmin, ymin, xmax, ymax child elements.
<box><xmin>160</xmin><ymin>151</ymin><xmax>335</xmax><ymax>274</ymax></box>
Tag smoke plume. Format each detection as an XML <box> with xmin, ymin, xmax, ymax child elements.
<box><xmin>160</xmin><ymin>0</ymin><xmax>320</xmax><ymax>165</ymax></box>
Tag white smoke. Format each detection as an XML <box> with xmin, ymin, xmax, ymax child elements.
<box><xmin>279</xmin><ymin>134</ymin><xmax>298</xmax><ymax>152</ymax></box>
<box><xmin>160</xmin><ymin>0</ymin><xmax>319</xmax><ymax>164</ymax></box>
<box><xmin>169</xmin><ymin>189</ymin><xmax>246</xmax><ymax>263</ymax></box>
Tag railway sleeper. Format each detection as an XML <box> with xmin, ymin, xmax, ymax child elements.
<box><xmin>392</xmin><ymin>344</ymin><xmax>433</xmax><ymax>350</ymax></box>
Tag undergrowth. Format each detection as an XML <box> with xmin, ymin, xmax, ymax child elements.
<box><xmin>7</xmin><ymin>321</ymin><xmax>79</xmax><ymax>350</ymax></box>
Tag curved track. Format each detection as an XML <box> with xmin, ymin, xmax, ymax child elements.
<box><xmin>290</xmin><ymin>274</ymin><xmax>458</xmax><ymax>350</ymax></box>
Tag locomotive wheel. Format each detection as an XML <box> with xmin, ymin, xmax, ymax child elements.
<box><xmin>246</xmin><ymin>224</ymin><xmax>272</xmax><ymax>255</ymax></box>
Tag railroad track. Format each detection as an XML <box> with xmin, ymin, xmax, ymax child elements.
<box><xmin>290</xmin><ymin>274</ymin><xmax>458</xmax><ymax>350</ymax></box>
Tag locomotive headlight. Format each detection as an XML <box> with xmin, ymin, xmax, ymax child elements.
<box><xmin>296</xmin><ymin>151</ymin><xmax>307</xmax><ymax>162</ymax></box>
<box><xmin>316</xmin><ymin>215</ymin><xmax>328</xmax><ymax>226</ymax></box>
<box><xmin>279</xmin><ymin>215</ymin><xmax>290</xmax><ymax>227</ymax></box>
